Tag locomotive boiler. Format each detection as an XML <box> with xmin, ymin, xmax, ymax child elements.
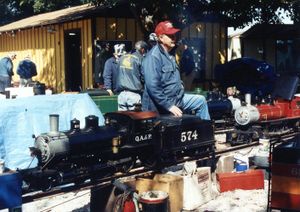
<box><xmin>21</xmin><ymin>111</ymin><xmax>215</xmax><ymax>191</ymax></box>
<box><xmin>207</xmin><ymin>90</ymin><xmax>241</xmax><ymax>121</ymax></box>
<box><xmin>205</xmin><ymin>89</ymin><xmax>242</xmax><ymax>133</ymax></box>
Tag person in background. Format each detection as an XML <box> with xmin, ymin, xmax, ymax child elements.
<box><xmin>94</xmin><ymin>42</ymin><xmax>111</xmax><ymax>88</ymax></box>
<box><xmin>142</xmin><ymin>21</ymin><xmax>210</xmax><ymax>120</ymax></box>
<box><xmin>148</xmin><ymin>33</ymin><xmax>157</xmax><ymax>49</ymax></box>
<box><xmin>16</xmin><ymin>55</ymin><xmax>37</xmax><ymax>87</ymax></box>
<box><xmin>178</xmin><ymin>39</ymin><xmax>196</xmax><ymax>91</ymax></box>
<box><xmin>103</xmin><ymin>44</ymin><xmax>126</xmax><ymax>96</ymax></box>
<box><xmin>116</xmin><ymin>41</ymin><xmax>148</xmax><ymax>111</ymax></box>
<box><xmin>0</xmin><ymin>53</ymin><xmax>16</xmax><ymax>92</ymax></box>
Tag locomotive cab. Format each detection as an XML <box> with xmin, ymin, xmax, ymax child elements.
<box><xmin>105</xmin><ymin>111</ymin><xmax>159</xmax><ymax>147</ymax></box>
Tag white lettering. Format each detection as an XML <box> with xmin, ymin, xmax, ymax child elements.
<box><xmin>181</xmin><ymin>130</ymin><xmax>198</xmax><ymax>142</ymax></box>
<box><xmin>135</xmin><ymin>134</ymin><xmax>152</xmax><ymax>142</ymax></box>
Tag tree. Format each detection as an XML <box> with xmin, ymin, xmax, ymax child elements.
<box><xmin>0</xmin><ymin>1</ymin><xmax>25</xmax><ymax>25</ymax></box>
<box><xmin>0</xmin><ymin>0</ymin><xmax>299</xmax><ymax>31</ymax></box>
<box><xmin>19</xmin><ymin>0</ymin><xmax>90</xmax><ymax>13</ymax></box>
<box><xmin>90</xmin><ymin>0</ymin><xmax>299</xmax><ymax>33</ymax></box>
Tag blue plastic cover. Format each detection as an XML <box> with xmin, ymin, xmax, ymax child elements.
<box><xmin>0</xmin><ymin>93</ymin><xmax>104</xmax><ymax>170</ymax></box>
<box><xmin>0</xmin><ymin>172</ymin><xmax>22</xmax><ymax>209</ymax></box>
<box><xmin>214</xmin><ymin>57</ymin><xmax>277</xmax><ymax>97</ymax></box>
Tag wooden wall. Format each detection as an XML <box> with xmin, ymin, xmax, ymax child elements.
<box><xmin>95</xmin><ymin>17</ymin><xmax>143</xmax><ymax>46</ymax></box>
<box><xmin>181</xmin><ymin>22</ymin><xmax>227</xmax><ymax>80</ymax></box>
<box><xmin>0</xmin><ymin>19</ymin><xmax>92</xmax><ymax>93</ymax></box>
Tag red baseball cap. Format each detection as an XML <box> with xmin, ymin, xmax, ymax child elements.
<box><xmin>155</xmin><ymin>21</ymin><xmax>180</xmax><ymax>36</ymax></box>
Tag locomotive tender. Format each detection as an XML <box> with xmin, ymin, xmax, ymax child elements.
<box><xmin>21</xmin><ymin>111</ymin><xmax>215</xmax><ymax>191</ymax></box>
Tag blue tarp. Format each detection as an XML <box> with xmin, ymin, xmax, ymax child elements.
<box><xmin>0</xmin><ymin>93</ymin><xmax>104</xmax><ymax>170</ymax></box>
<box><xmin>214</xmin><ymin>57</ymin><xmax>277</xmax><ymax>97</ymax></box>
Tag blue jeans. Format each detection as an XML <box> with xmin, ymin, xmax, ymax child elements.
<box><xmin>118</xmin><ymin>91</ymin><xmax>141</xmax><ymax>111</ymax></box>
<box><xmin>0</xmin><ymin>76</ymin><xmax>11</xmax><ymax>92</ymax></box>
<box><xmin>182</xmin><ymin>93</ymin><xmax>210</xmax><ymax>120</ymax></box>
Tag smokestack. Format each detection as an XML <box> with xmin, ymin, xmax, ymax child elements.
<box><xmin>245</xmin><ymin>93</ymin><xmax>251</xmax><ymax>105</ymax></box>
<box><xmin>49</xmin><ymin>114</ymin><xmax>59</xmax><ymax>136</ymax></box>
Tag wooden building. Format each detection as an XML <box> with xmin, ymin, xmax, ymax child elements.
<box><xmin>228</xmin><ymin>24</ymin><xmax>300</xmax><ymax>75</ymax></box>
<box><xmin>0</xmin><ymin>3</ymin><xmax>227</xmax><ymax>92</ymax></box>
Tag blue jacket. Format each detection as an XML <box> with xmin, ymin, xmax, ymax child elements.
<box><xmin>142</xmin><ymin>44</ymin><xmax>184</xmax><ymax>114</ymax></box>
<box><xmin>17</xmin><ymin>59</ymin><xmax>37</xmax><ymax>79</ymax></box>
<box><xmin>116</xmin><ymin>51</ymin><xmax>144</xmax><ymax>93</ymax></box>
<box><xmin>0</xmin><ymin>57</ymin><xmax>14</xmax><ymax>77</ymax></box>
<box><xmin>103</xmin><ymin>56</ymin><xmax>119</xmax><ymax>92</ymax></box>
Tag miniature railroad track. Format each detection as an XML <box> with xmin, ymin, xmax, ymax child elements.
<box><xmin>22</xmin><ymin>131</ymin><xmax>299</xmax><ymax>204</ymax></box>
<box><xmin>22</xmin><ymin>166</ymin><xmax>154</xmax><ymax>204</ymax></box>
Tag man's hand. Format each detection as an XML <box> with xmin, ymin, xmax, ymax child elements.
<box><xmin>107</xmin><ymin>89</ymin><xmax>114</xmax><ymax>96</ymax></box>
<box><xmin>169</xmin><ymin>105</ymin><xmax>183</xmax><ymax>117</ymax></box>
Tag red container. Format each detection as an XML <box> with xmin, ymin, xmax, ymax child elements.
<box><xmin>216</xmin><ymin>169</ymin><xmax>264</xmax><ymax>192</ymax></box>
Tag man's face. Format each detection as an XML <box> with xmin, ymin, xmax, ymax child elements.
<box><xmin>140</xmin><ymin>48</ymin><xmax>146</xmax><ymax>55</ymax></box>
<box><xmin>159</xmin><ymin>34</ymin><xmax>177</xmax><ymax>50</ymax></box>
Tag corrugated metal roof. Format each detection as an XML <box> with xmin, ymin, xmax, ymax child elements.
<box><xmin>0</xmin><ymin>4</ymin><xmax>97</xmax><ymax>33</ymax></box>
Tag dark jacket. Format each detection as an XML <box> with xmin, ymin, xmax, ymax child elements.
<box><xmin>103</xmin><ymin>56</ymin><xmax>119</xmax><ymax>92</ymax></box>
<box><xmin>17</xmin><ymin>59</ymin><xmax>37</xmax><ymax>79</ymax></box>
<box><xmin>0</xmin><ymin>57</ymin><xmax>14</xmax><ymax>77</ymax></box>
<box><xmin>116</xmin><ymin>51</ymin><xmax>144</xmax><ymax>93</ymax></box>
<box><xmin>142</xmin><ymin>44</ymin><xmax>184</xmax><ymax>114</ymax></box>
<box><xmin>180</xmin><ymin>48</ymin><xmax>195</xmax><ymax>76</ymax></box>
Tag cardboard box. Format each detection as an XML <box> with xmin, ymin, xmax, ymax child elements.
<box><xmin>136</xmin><ymin>174</ymin><xmax>183</xmax><ymax>212</ymax></box>
<box><xmin>216</xmin><ymin>169</ymin><xmax>264</xmax><ymax>192</ymax></box>
<box><xmin>215</xmin><ymin>155</ymin><xmax>234</xmax><ymax>173</ymax></box>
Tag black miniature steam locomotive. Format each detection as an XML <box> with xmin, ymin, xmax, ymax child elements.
<box><xmin>21</xmin><ymin>111</ymin><xmax>215</xmax><ymax>191</ymax></box>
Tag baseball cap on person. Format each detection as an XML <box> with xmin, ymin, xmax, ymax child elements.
<box><xmin>155</xmin><ymin>21</ymin><xmax>180</xmax><ymax>36</ymax></box>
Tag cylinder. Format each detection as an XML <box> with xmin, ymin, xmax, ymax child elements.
<box><xmin>139</xmin><ymin>191</ymin><xmax>169</xmax><ymax>212</ymax></box>
<box><xmin>49</xmin><ymin>114</ymin><xmax>59</xmax><ymax>135</ymax></box>
<box><xmin>245</xmin><ymin>93</ymin><xmax>251</xmax><ymax>105</ymax></box>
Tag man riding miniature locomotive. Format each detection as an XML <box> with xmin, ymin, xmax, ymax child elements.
<box><xmin>142</xmin><ymin>21</ymin><xmax>210</xmax><ymax>120</ymax></box>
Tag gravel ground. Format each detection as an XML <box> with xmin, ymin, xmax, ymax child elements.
<box><xmin>5</xmin><ymin>179</ymin><xmax>268</xmax><ymax>212</ymax></box>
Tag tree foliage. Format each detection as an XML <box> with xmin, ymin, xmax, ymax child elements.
<box><xmin>0</xmin><ymin>0</ymin><xmax>299</xmax><ymax>29</ymax></box>
<box><xmin>0</xmin><ymin>0</ymin><xmax>88</xmax><ymax>25</ymax></box>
